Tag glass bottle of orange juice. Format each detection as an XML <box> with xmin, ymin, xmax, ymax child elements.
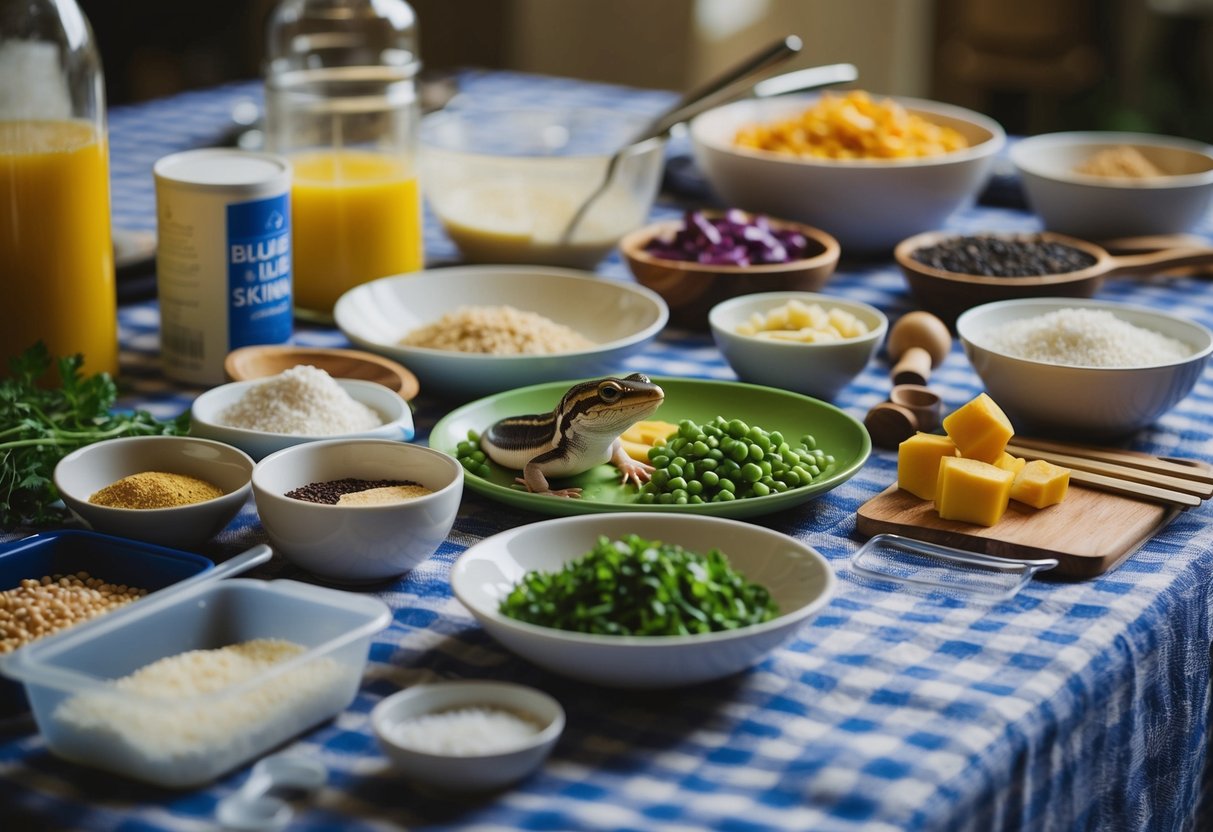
<box><xmin>0</xmin><ymin>0</ymin><xmax>117</xmax><ymax>377</ymax></box>
<box><xmin>264</xmin><ymin>0</ymin><xmax>424</xmax><ymax>322</ymax></box>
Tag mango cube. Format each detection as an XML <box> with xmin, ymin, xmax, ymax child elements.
<box><xmin>936</xmin><ymin>457</ymin><xmax>1014</xmax><ymax>526</ymax></box>
<box><xmin>897</xmin><ymin>433</ymin><xmax>959</xmax><ymax>500</ymax></box>
<box><xmin>942</xmin><ymin>393</ymin><xmax>1014</xmax><ymax>463</ymax></box>
<box><xmin>994</xmin><ymin>453</ymin><xmax>1026</xmax><ymax>477</ymax></box>
<box><xmin>1010</xmin><ymin>460</ymin><xmax>1071</xmax><ymax>509</ymax></box>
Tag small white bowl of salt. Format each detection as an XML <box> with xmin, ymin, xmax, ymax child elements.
<box><xmin>190</xmin><ymin>365</ymin><xmax>414</xmax><ymax>461</ymax></box>
<box><xmin>371</xmin><ymin>681</ymin><xmax>565</xmax><ymax>792</ymax></box>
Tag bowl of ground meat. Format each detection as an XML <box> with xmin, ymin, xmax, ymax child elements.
<box><xmin>333</xmin><ymin>265</ymin><xmax>669</xmax><ymax>400</ymax></box>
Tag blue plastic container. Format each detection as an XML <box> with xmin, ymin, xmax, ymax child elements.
<box><xmin>0</xmin><ymin>530</ymin><xmax>213</xmax><ymax>713</ymax></box>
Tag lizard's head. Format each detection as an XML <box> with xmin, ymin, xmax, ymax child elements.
<box><xmin>559</xmin><ymin>373</ymin><xmax>664</xmax><ymax>437</ymax></box>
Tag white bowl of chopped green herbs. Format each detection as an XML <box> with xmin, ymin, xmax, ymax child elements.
<box><xmin>451</xmin><ymin>513</ymin><xmax>836</xmax><ymax>688</ymax></box>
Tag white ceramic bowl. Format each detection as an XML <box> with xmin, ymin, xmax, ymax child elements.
<box><xmin>334</xmin><ymin>266</ymin><xmax>669</xmax><ymax>399</ymax></box>
<box><xmin>420</xmin><ymin>106</ymin><xmax>666</xmax><ymax>269</ymax></box>
<box><xmin>709</xmin><ymin>291</ymin><xmax>888</xmax><ymax>401</ymax></box>
<box><xmin>451</xmin><ymin>513</ymin><xmax>836</xmax><ymax>689</ymax></box>
<box><xmin>190</xmin><ymin>378</ymin><xmax>414</xmax><ymax>461</ymax></box>
<box><xmin>371</xmin><ymin>681</ymin><xmax>564</xmax><ymax>792</ymax></box>
<box><xmin>53</xmin><ymin>436</ymin><xmax>253</xmax><ymax>549</ymax></box>
<box><xmin>957</xmin><ymin>297</ymin><xmax>1213</xmax><ymax>437</ymax></box>
<box><xmin>1010</xmin><ymin>131</ymin><xmax>1213</xmax><ymax>240</ymax></box>
<box><xmin>689</xmin><ymin>95</ymin><xmax>1005</xmax><ymax>252</ymax></box>
<box><xmin>252</xmin><ymin>439</ymin><xmax>463</xmax><ymax>583</ymax></box>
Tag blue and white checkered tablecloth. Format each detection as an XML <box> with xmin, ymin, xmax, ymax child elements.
<box><xmin>3</xmin><ymin>71</ymin><xmax>1213</xmax><ymax>832</ymax></box>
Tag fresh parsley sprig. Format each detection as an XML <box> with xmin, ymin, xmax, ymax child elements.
<box><xmin>499</xmin><ymin>534</ymin><xmax>778</xmax><ymax>636</ymax></box>
<box><xmin>0</xmin><ymin>343</ymin><xmax>189</xmax><ymax>527</ymax></box>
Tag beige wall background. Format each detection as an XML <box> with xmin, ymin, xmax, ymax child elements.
<box><xmin>505</xmin><ymin>0</ymin><xmax>936</xmax><ymax>97</ymax></box>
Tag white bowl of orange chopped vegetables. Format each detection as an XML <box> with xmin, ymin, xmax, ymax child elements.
<box><xmin>689</xmin><ymin>90</ymin><xmax>1005</xmax><ymax>252</ymax></box>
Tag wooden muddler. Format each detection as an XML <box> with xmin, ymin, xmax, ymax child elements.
<box><xmin>886</xmin><ymin>311</ymin><xmax>951</xmax><ymax>386</ymax></box>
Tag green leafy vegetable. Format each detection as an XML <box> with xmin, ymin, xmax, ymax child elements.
<box><xmin>0</xmin><ymin>343</ymin><xmax>189</xmax><ymax>526</ymax></box>
<box><xmin>499</xmin><ymin>534</ymin><xmax>778</xmax><ymax>636</ymax></box>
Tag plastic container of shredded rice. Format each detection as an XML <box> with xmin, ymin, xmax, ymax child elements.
<box><xmin>1</xmin><ymin>576</ymin><xmax>390</xmax><ymax>787</ymax></box>
<box><xmin>189</xmin><ymin>374</ymin><xmax>415</xmax><ymax>460</ymax></box>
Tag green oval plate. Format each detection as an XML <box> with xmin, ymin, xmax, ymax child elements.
<box><xmin>429</xmin><ymin>376</ymin><xmax>871</xmax><ymax>518</ymax></box>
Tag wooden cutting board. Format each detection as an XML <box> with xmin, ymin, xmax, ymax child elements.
<box><xmin>855</xmin><ymin>483</ymin><xmax>1181</xmax><ymax>579</ymax></box>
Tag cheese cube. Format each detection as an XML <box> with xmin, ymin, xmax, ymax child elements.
<box><xmin>942</xmin><ymin>393</ymin><xmax>1014</xmax><ymax>463</ymax></box>
<box><xmin>994</xmin><ymin>453</ymin><xmax>1026</xmax><ymax>477</ymax></box>
<box><xmin>897</xmin><ymin>432</ymin><xmax>959</xmax><ymax>500</ymax></box>
<box><xmin>1011</xmin><ymin>459</ymin><xmax>1071</xmax><ymax>508</ymax></box>
<box><xmin>936</xmin><ymin>457</ymin><xmax>1014</xmax><ymax>526</ymax></box>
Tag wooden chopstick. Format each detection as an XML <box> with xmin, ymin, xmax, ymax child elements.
<box><xmin>1063</xmin><ymin>468</ymin><xmax>1201</xmax><ymax>508</ymax></box>
<box><xmin>1005</xmin><ymin>442</ymin><xmax>1213</xmax><ymax>500</ymax></box>
<box><xmin>1010</xmin><ymin>436</ymin><xmax>1213</xmax><ymax>486</ymax></box>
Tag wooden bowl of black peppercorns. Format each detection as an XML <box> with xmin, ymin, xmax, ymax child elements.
<box><xmin>894</xmin><ymin>230</ymin><xmax>1110</xmax><ymax>328</ymax></box>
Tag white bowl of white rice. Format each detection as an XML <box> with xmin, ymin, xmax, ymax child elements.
<box><xmin>333</xmin><ymin>266</ymin><xmax>669</xmax><ymax>400</ymax></box>
<box><xmin>957</xmin><ymin>297</ymin><xmax>1213</xmax><ymax>437</ymax></box>
<box><xmin>190</xmin><ymin>367</ymin><xmax>414</xmax><ymax>461</ymax></box>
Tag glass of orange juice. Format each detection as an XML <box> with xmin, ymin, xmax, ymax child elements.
<box><xmin>1</xmin><ymin>0</ymin><xmax>117</xmax><ymax>377</ymax></box>
<box><xmin>264</xmin><ymin>0</ymin><xmax>424</xmax><ymax>322</ymax></box>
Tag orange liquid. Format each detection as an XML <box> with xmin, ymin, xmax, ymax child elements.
<box><xmin>290</xmin><ymin>150</ymin><xmax>423</xmax><ymax>315</ymax></box>
<box><xmin>0</xmin><ymin>121</ymin><xmax>117</xmax><ymax>377</ymax></box>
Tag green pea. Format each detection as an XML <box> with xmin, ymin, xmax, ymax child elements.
<box><xmin>741</xmin><ymin>462</ymin><xmax>762</xmax><ymax>482</ymax></box>
<box><xmin>719</xmin><ymin>478</ymin><xmax>736</xmax><ymax>493</ymax></box>
<box><xmin>668</xmin><ymin>476</ymin><xmax>688</xmax><ymax>492</ymax></box>
<box><xmin>671</xmin><ymin>488</ymin><xmax>688</xmax><ymax>502</ymax></box>
<box><xmin>469</xmin><ymin>450</ymin><xmax>486</xmax><ymax>463</ymax></box>
<box><xmin>651</xmin><ymin>469</ymin><xmax>670</xmax><ymax>487</ymax></box>
<box><xmin>689</xmin><ymin>495</ymin><xmax>704</xmax><ymax>504</ymax></box>
<box><xmin>466</xmin><ymin>429</ymin><xmax>480</xmax><ymax>442</ymax></box>
<box><xmin>638</xmin><ymin>492</ymin><xmax>656</xmax><ymax>504</ymax></box>
<box><xmin>698</xmin><ymin>457</ymin><xmax>718</xmax><ymax>471</ymax></box>
<box><xmin>649</xmin><ymin>452</ymin><xmax>669</xmax><ymax>467</ymax></box>
<box><xmin>675</xmin><ymin>495</ymin><xmax>688</xmax><ymax>505</ymax></box>
<box><xmin>748</xmin><ymin>443</ymin><xmax>764</xmax><ymax>462</ymax></box>
<box><xmin>708</xmin><ymin>448</ymin><xmax>724</xmax><ymax>461</ymax></box>
<box><xmin>666</xmin><ymin>463</ymin><xmax>683</xmax><ymax>480</ymax></box>
<box><xmin>692</xmin><ymin>440</ymin><xmax>710</xmax><ymax>457</ymax></box>
<box><xmin>475</xmin><ymin>464</ymin><xmax>492</xmax><ymax>479</ymax></box>
<box><xmin>713</xmin><ymin>490</ymin><xmax>736</xmax><ymax>502</ymax></box>
<box><xmin>802</xmin><ymin>434</ymin><xmax>817</xmax><ymax>451</ymax></box>
<box><xmin>806</xmin><ymin>464</ymin><xmax>821</xmax><ymax>477</ymax></box>
<box><xmin>456</xmin><ymin>441</ymin><xmax>473</xmax><ymax>455</ymax></box>
<box><xmin>783</xmin><ymin>470</ymin><xmax>801</xmax><ymax>487</ymax></box>
<box><xmin>687</xmin><ymin>480</ymin><xmax>704</xmax><ymax>496</ymax></box>
<box><xmin>752</xmin><ymin>482</ymin><xmax>771</xmax><ymax>497</ymax></box>
<box><xmin>772</xmin><ymin>480</ymin><xmax>790</xmax><ymax>492</ymax></box>
<box><xmin>679</xmin><ymin>419</ymin><xmax>699</xmax><ymax>437</ymax></box>
<box><xmin>728</xmin><ymin>442</ymin><xmax>749</xmax><ymax>462</ymax></box>
<box><xmin>658</xmin><ymin>493</ymin><xmax>675</xmax><ymax>504</ymax></box>
<box><xmin>769</xmin><ymin>431</ymin><xmax>784</xmax><ymax>446</ymax></box>
<box><xmin>702</xmin><ymin>470</ymin><xmax>720</xmax><ymax>487</ymax></box>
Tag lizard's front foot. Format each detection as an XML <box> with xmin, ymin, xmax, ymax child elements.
<box><xmin>615</xmin><ymin>457</ymin><xmax>655</xmax><ymax>488</ymax></box>
<box><xmin>514</xmin><ymin>477</ymin><xmax>582</xmax><ymax>498</ymax></box>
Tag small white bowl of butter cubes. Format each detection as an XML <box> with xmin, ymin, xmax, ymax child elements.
<box><xmin>709</xmin><ymin>291</ymin><xmax>888</xmax><ymax>401</ymax></box>
<box><xmin>372</xmin><ymin>680</ymin><xmax>564</xmax><ymax>792</ymax></box>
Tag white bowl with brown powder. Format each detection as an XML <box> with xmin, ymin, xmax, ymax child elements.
<box><xmin>1010</xmin><ymin>131</ymin><xmax>1213</xmax><ymax>239</ymax></box>
<box><xmin>189</xmin><ymin>370</ymin><xmax>414</xmax><ymax>461</ymax></box>
<box><xmin>333</xmin><ymin>265</ymin><xmax>668</xmax><ymax>399</ymax></box>
<box><xmin>958</xmin><ymin>297</ymin><xmax>1213</xmax><ymax>437</ymax></box>
<box><xmin>252</xmin><ymin>439</ymin><xmax>463</xmax><ymax>583</ymax></box>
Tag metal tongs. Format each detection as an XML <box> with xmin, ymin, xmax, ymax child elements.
<box><xmin>557</xmin><ymin>36</ymin><xmax>858</xmax><ymax>244</ymax></box>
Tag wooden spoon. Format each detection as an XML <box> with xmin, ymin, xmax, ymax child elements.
<box><xmin>895</xmin><ymin>230</ymin><xmax>1213</xmax><ymax>326</ymax></box>
<box><xmin>224</xmin><ymin>345</ymin><xmax>420</xmax><ymax>401</ymax></box>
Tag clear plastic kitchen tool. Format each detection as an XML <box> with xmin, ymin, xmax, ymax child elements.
<box><xmin>850</xmin><ymin>534</ymin><xmax>1058</xmax><ymax>602</ymax></box>
<box><xmin>216</xmin><ymin>754</ymin><xmax>327</xmax><ymax>832</ymax></box>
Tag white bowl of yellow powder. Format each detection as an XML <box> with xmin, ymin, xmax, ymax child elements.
<box><xmin>54</xmin><ymin>436</ymin><xmax>254</xmax><ymax>548</ymax></box>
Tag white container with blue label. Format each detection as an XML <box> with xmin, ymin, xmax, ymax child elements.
<box><xmin>154</xmin><ymin>149</ymin><xmax>293</xmax><ymax>385</ymax></box>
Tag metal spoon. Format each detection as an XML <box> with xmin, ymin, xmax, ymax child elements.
<box><xmin>558</xmin><ymin>35</ymin><xmax>810</xmax><ymax>245</ymax></box>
